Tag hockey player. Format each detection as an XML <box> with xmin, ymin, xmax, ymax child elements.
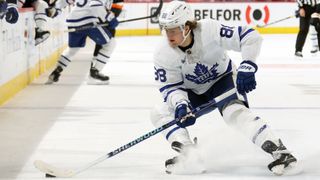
<box><xmin>295</xmin><ymin>0</ymin><xmax>320</xmax><ymax>58</ymax></box>
<box><xmin>151</xmin><ymin>0</ymin><xmax>297</xmax><ymax>175</ymax></box>
<box><xmin>0</xmin><ymin>0</ymin><xmax>19</xmax><ymax>24</ymax></box>
<box><xmin>296</xmin><ymin>9</ymin><xmax>319</xmax><ymax>54</ymax></box>
<box><xmin>46</xmin><ymin>0</ymin><xmax>118</xmax><ymax>84</ymax></box>
<box><xmin>309</xmin><ymin>26</ymin><xmax>319</xmax><ymax>54</ymax></box>
<box><xmin>90</xmin><ymin>0</ymin><xmax>123</xmax><ymax>83</ymax></box>
<box><xmin>310</xmin><ymin>12</ymin><xmax>320</xmax><ymax>54</ymax></box>
<box><xmin>19</xmin><ymin>0</ymin><xmax>52</xmax><ymax>45</ymax></box>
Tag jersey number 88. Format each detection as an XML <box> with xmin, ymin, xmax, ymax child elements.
<box><xmin>154</xmin><ymin>67</ymin><xmax>167</xmax><ymax>82</ymax></box>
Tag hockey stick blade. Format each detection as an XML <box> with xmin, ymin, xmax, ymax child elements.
<box><xmin>34</xmin><ymin>160</ymin><xmax>75</xmax><ymax>178</ymax></box>
<box><xmin>67</xmin><ymin>0</ymin><xmax>163</xmax><ymax>32</ymax></box>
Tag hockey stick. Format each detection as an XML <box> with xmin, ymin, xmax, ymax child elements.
<box><xmin>256</xmin><ymin>15</ymin><xmax>295</xmax><ymax>28</ymax></box>
<box><xmin>34</xmin><ymin>88</ymin><xmax>236</xmax><ymax>178</ymax></box>
<box><xmin>67</xmin><ymin>0</ymin><xmax>163</xmax><ymax>32</ymax></box>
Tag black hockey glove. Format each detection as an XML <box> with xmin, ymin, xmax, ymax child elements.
<box><xmin>236</xmin><ymin>60</ymin><xmax>258</xmax><ymax>95</ymax></box>
<box><xmin>5</xmin><ymin>5</ymin><xmax>19</xmax><ymax>24</ymax></box>
<box><xmin>174</xmin><ymin>101</ymin><xmax>196</xmax><ymax>128</ymax></box>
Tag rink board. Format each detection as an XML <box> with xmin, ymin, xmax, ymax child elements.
<box><xmin>115</xmin><ymin>2</ymin><xmax>299</xmax><ymax>36</ymax></box>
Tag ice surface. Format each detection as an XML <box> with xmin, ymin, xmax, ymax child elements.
<box><xmin>0</xmin><ymin>34</ymin><xmax>319</xmax><ymax>179</ymax></box>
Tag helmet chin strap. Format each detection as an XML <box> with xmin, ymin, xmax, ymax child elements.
<box><xmin>178</xmin><ymin>26</ymin><xmax>191</xmax><ymax>46</ymax></box>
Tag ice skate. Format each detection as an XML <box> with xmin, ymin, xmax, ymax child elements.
<box><xmin>165</xmin><ymin>140</ymin><xmax>206</xmax><ymax>175</ymax></box>
<box><xmin>262</xmin><ymin>140</ymin><xmax>298</xmax><ymax>175</ymax></box>
<box><xmin>46</xmin><ymin>66</ymin><xmax>63</xmax><ymax>84</ymax></box>
<box><xmin>87</xmin><ymin>66</ymin><xmax>109</xmax><ymax>85</ymax></box>
<box><xmin>310</xmin><ymin>47</ymin><xmax>318</xmax><ymax>56</ymax></box>
<box><xmin>35</xmin><ymin>28</ymin><xmax>50</xmax><ymax>46</ymax></box>
<box><xmin>294</xmin><ymin>51</ymin><xmax>303</xmax><ymax>59</ymax></box>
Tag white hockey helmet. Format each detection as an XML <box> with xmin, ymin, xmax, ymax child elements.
<box><xmin>159</xmin><ymin>0</ymin><xmax>194</xmax><ymax>30</ymax></box>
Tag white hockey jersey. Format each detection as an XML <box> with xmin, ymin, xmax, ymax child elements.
<box><xmin>154</xmin><ymin>19</ymin><xmax>262</xmax><ymax>109</ymax></box>
<box><xmin>55</xmin><ymin>0</ymin><xmax>111</xmax><ymax>28</ymax></box>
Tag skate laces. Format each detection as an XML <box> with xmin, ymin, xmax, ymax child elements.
<box><xmin>272</xmin><ymin>149</ymin><xmax>292</xmax><ymax>160</ymax></box>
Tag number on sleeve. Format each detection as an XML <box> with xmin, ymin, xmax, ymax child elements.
<box><xmin>220</xmin><ymin>24</ymin><xmax>234</xmax><ymax>38</ymax></box>
<box><xmin>154</xmin><ymin>67</ymin><xmax>167</xmax><ymax>82</ymax></box>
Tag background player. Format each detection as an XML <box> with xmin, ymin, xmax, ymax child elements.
<box><xmin>19</xmin><ymin>0</ymin><xmax>52</xmax><ymax>45</ymax></box>
<box><xmin>46</xmin><ymin>0</ymin><xmax>119</xmax><ymax>84</ymax></box>
<box><xmin>310</xmin><ymin>12</ymin><xmax>320</xmax><ymax>54</ymax></box>
<box><xmin>295</xmin><ymin>0</ymin><xmax>320</xmax><ymax>58</ymax></box>
<box><xmin>90</xmin><ymin>0</ymin><xmax>123</xmax><ymax>83</ymax></box>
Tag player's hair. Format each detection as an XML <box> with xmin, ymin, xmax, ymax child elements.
<box><xmin>186</xmin><ymin>20</ymin><xmax>197</xmax><ymax>30</ymax></box>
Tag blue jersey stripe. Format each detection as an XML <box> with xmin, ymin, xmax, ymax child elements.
<box><xmin>164</xmin><ymin>88</ymin><xmax>187</xmax><ymax>102</ymax></box>
<box><xmin>252</xmin><ymin>124</ymin><xmax>267</xmax><ymax>144</ymax></box>
<box><xmin>90</xmin><ymin>4</ymin><xmax>103</xmax><ymax>7</ymax></box>
<box><xmin>238</xmin><ymin>26</ymin><xmax>242</xmax><ymax>39</ymax></box>
<box><xmin>166</xmin><ymin>127</ymin><xmax>180</xmax><ymax>140</ymax></box>
<box><xmin>61</xmin><ymin>55</ymin><xmax>71</xmax><ymax>62</ymax></box>
<box><xmin>67</xmin><ymin>23</ymin><xmax>94</xmax><ymax>29</ymax></box>
<box><xmin>67</xmin><ymin>16</ymin><xmax>97</xmax><ymax>23</ymax></box>
<box><xmin>58</xmin><ymin>61</ymin><xmax>67</xmax><ymax>67</ymax></box>
<box><xmin>98</xmin><ymin>52</ymin><xmax>110</xmax><ymax>59</ymax></box>
<box><xmin>159</xmin><ymin>81</ymin><xmax>184</xmax><ymax>93</ymax></box>
<box><xmin>96</xmin><ymin>58</ymin><xmax>107</xmax><ymax>64</ymax></box>
<box><xmin>240</xmin><ymin>28</ymin><xmax>255</xmax><ymax>41</ymax></box>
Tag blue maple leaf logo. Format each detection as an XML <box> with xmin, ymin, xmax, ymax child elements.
<box><xmin>185</xmin><ymin>63</ymin><xmax>219</xmax><ymax>84</ymax></box>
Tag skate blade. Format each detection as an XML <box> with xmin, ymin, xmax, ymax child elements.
<box><xmin>35</xmin><ymin>34</ymin><xmax>50</xmax><ymax>46</ymax></box>
<box><xmin>45</xmin><ymin>78</ymin><xmax>54</xmax><ymax>85</ymax></box>
<box><xmin>283</xmin><ymin>161</ymin><xmax>303</xmax><ymax>176</ymax></box>
<box><xmin>271</xmin><ymin>161</ymin><xmax>303</xmax><ymax>176</ymax></box>
<box><xmin>87</xmin><ymin>78</ymin><xmax>109</xmax><ymax>85</ymax></box>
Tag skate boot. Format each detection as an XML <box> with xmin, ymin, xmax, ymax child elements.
<box><xmin>310</xmin><ymin>47</ymin><xmax>319</xmax><ymax>55</ymax></box>
<box><xmin>165</xmin><ymin>139</ymin><xmax>206</xmax><ymax>175</ymax></box>
<box><xmin>294</xmin><ymin>51</ymin><xmax>303</xmax><ymax>58</ymax></box>
<box><xmin>87</xmin><ymin>66</ymin><xmax>109</xmax><ymax>85</ymax></box>
<box><xmin>35</xmin><ymin>28</ymin><xmax>50</xmax><ymax>46</ymax></box>
<box><xmin>261</xmin><ymin>140</ymin><xmax>297</xmax><ymax>175</ymax></box>
<box><xmin>46</xmin><ymin>66</ymin><xmax>63</xmax><ymax>84</ymax></box>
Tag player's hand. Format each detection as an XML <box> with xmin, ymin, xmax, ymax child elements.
<box><xmin>299</xmin><ymin>8</ymin><xmax>305</xmax><ymax>17</ymax></box>
<box><xmin>5</xmin><ymin>6</ymin><xmax>19</xmax><ymax>24</ymax></box>
<box><xmin>0</xmin><ymin>1</ymin><xmax>8</xmax><ymax>19</ymax></box>
<box><xmin>175</xmin><ymin>101</ymin><xmax>196</xmax><ymax>128</ymax></box>
<box><xmin>45</xmin><ymin>7</ymin><xmax>61</xmax><ymax>18</ymax></box>
<box><xmin>105</xmin><ymin>11</ymin><xmax>119</xmax><ymax>29</ymax></box>
<box><xmin>236</xmin><ymin>60</ymin><xmax>258</xmax><ymax>95</ymax></box>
